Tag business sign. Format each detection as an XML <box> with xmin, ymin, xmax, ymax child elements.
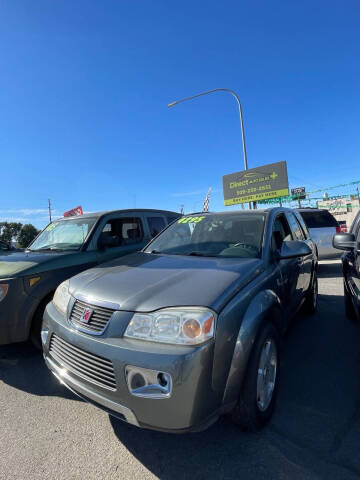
<box><xmin>317</xmin><ymin>198</ymin><xmax>348</xmax><ymax>216</ymax></box>
<box><xmin>222</xmin><ymin>161</ymin><xmax>289</xmax><ymax>206</ymax></box>
<box><xmin>63</xmin><ymin>205</ymin><xmax>83</xmax><ymax>217</ymax></box>
<box><xmin>291</xmin><ymin>187</ymin><xmax>306</xmax><ymax>200</ymax></box>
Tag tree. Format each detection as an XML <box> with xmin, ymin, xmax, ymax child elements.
<box><xmin>0</xmin><ymin>222</ymin><xmax>22</xmax><ymax>245</ymax></box>
<box><xmin>0</xmin><ymin>223</ymin><xmax>8</xmax><ymax>243</ymax></box>
<box><xmin>18</xmin><ymin>224</ymin><xmax>40</xmax><ymax>248</ymax></box>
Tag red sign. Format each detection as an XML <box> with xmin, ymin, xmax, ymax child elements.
<box><xmin>63</xmin><ymin>206</ymin><xmax>83</xmax><ymax>217</ymax></box>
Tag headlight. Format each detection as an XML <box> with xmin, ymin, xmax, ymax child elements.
<box><xmin>53</xmin><ymin>280</ymin><xmax>71</xmax><ymax>315</ymax></box>
<box><xmin>0</xmin><ymin>284</ymin><xmax>9</xmax><ymax>302</ymax></box>
<box><xmin>124</xmin><ymin>307</ymin><xmax>216</xmax><ymax>345</ymax></box>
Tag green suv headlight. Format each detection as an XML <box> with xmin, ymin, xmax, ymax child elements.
<box><xmin>124</xmin><ymin>307</ymin><xmax>216</xmax><ymax>345</ymax></box>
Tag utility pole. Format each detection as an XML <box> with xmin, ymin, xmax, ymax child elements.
<box><xmin>48</xmin><ymin>199</ymin><xmax>52</xmax><ymax>223</ymax></box>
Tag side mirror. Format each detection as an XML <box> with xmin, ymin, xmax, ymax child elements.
<box><xmin>333</xmin><ymin>233</ymin><xmax>356</xmax><ymax>251</ymax></box>
<box><xmin>98</xmin><ymin>234</ymin><xmax>119</xmax><ymax>250</ymax></box>
<box><xmin>278</xmin><ymin>240</ymin><xmax>312</xmax><ymax>259</ymax></box>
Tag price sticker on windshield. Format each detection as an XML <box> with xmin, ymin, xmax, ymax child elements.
<box><xmin>45</xmin><ymin>223</ymin><xmax>57</xmax><ymax>232</ymax></box>
<box><xmin>177</xmin><ymin>216</ymin><xmax>205</xmax><ymax>224</ymax></box>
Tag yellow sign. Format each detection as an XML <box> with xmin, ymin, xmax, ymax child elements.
<box><xmin>223</xmin><ymin>161</ymin><xmax>289</xmax><ymax>205</ymax></box>
<box><xmin>45</xmin><ymin>222</ymin><xmax>57</xmax><ymax>232</ymax></box>
<box><xmin>178</xmin><ymin>216</ymin><xmax>205</xmax><ymax>224</ymax></box>
<box><xmin>225</xmin><ymin>189</ymin><xmax>290</xmax><ymax>205</ymax></box>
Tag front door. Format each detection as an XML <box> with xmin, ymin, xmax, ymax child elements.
<box><xmin>271</xmin><ymin>214</ymin><xmax>303</xmax><ymax>317</ymax></box>
<box><xmin>96</xmin><ymin>216</ymin><xmax>147</xmax><ymax>264</ymax></box>
<box><xmin>286</xmin><ymin>211</ymin><xmax>312</xmax><ymax>294</ymax></box>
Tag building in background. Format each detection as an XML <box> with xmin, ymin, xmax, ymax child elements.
<box><xmin>317</xmin><ymin>195</ymin><xmax>360</xmax><ymax>227</ymax></box>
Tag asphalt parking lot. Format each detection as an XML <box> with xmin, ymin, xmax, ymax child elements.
<box><xmin>1</xmin><ymin>260</ymin><xmax>360</xmax><ymax>480</ymax></box>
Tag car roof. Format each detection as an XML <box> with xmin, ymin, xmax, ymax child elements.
<box><xmin>57</xmin><ymin>209</ymin><xmax>181</xmax><ymax>222</ymax></box>
<box><xmin>56</xmin><ymin>207</ymin><xmax>302</xmax><ymax>222</ymax></box>
<box><xmin>296</xmin><ymin>208</ymin><xmax>329</xmax><ymax>212</ymax></box>
<box><xmin>186</xmin><ymin>207</ymin><xmax>296</xmax><ymax>215</ymax></box>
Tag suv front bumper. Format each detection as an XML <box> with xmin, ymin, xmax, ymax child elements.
<box><xmin>42</xmin><ymin>302</ymin><xmax>221</xmax><ymax>433</ymax></box>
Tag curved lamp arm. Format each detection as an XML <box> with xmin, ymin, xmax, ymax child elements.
<box><xmin>168</xmin><ymin>88</ymin><xmax>248</xmax><ymax>171</ymax></box>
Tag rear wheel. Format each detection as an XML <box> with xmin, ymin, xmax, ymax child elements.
<box><xmin>231</xmin><ymin>322</ymin><xmax>280</xmax><ymax>431</ymax></box>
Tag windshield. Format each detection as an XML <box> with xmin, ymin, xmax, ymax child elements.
<box><xmin>29</xmin><ymin>217</ymin><xmax>97</xmax><ymax>252</ymax></box>
<box><xmin>144</xmin><ymin>213</ymin><xmax>266</xmax><ymax>258</ymax></box>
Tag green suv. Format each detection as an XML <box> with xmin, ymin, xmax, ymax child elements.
<box><xmin>0</xmin><ymin>209</ymin><xmax>179</xmax><ymax>347</ymax></box>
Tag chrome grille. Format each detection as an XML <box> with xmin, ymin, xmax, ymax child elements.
<box><xmin>49</xmin><ymin>334</ymin><xmax>116</xmax><ymax>390</ymax></box>
<box><xmin>70</xmin><ymin>299</ymin><xmax>114</xmax><ymax>333</ymax></box>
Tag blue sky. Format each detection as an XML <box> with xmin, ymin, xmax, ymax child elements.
<box><xmin>1</xmin><ymin>1</ymin><xmax>359</xmax><ymax>229</ymax></box>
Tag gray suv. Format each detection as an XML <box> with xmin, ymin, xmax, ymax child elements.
<box><xmin>42</xmin><ymin>208</ymin><xmax>317</xmax><ymax>432</ymax></box>
<box><xmin>297</xmin><ymin>208</ymin><xmax>340</xmax><ymax>260</ymax></box>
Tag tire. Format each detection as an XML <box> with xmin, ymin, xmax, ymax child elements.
<box><xmin>231</xmin><ymin>322</ymin><xmax>280</xmax><ymax>431</ymax></box>
<box><xmin>30</xmin><ymin>295</ymin><xmax>52</xmax><ymax>349</ymax></box>
<box><xmin>303</xmin><ymin>273</ymin><xmax>318</xmax><ymax>314</ymax></box>
<box><xmin>344</xmin><ymin>281</ymin><xmax>356</xmax><ymax>321</ymax></box>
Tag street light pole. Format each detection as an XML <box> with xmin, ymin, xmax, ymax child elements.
<box><xmin>168</xmin><ymin>88</ymin><xmax>251</xmax><ymax>208</ymax></box>
<box><xmin>48</xmin><ymin>199</ymin><xmax>52</xmax><ymax>223</ymax></box>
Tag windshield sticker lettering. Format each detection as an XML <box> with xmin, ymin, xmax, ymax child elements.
<box><xmin>178</xmin><ymin>216</ymin><xmax>205</xmax><ymax>224</ymax></box>
<box><xmin>45</xmin><ymin>223</ymin><xmax>57</xmax><ymax>232</ymax></box>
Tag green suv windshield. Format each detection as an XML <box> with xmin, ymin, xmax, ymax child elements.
<box><xmin>145</xmin><ymin>213</ymin><xmax>266</xmax><ymax>258</ymax></box>
<box><xmin>29</xmin><ymin>217</ymin><xmax>97</xmax><ymax>252</ymax></box>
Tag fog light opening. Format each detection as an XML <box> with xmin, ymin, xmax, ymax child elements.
<box><xmin>157</xmin><ymin>372</ymin><xmax>169</xmax><ymax>387</ymax></box>
<box><xmin>130</xmin><ymin>372</ymin><xmax>146</xmax><ymax>390</ymax></box>
<box><xmin>125</xmin><ymin>365</ymin><xmax>172</xmax><ymax>398</ymax></box>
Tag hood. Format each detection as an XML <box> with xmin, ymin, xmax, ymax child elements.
<box><xmin>0</xmin><ymin>250</ymin><xmax>77</xmax><ymax>277</ymax></box>
<box><xmin>69</xmin><ymin>252</ymin><xmax>263</xmax><ymax>313</ymax></box>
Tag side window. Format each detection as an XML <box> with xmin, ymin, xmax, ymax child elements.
<box><xmin>294</xmin><ymin>212</ymin><xmax>310</xmax><ymax>239</ymax></box>
<box><xmin>99</xmin><ymin>217</ymin><xmax>144</xmax><ymax>248</ymax></box>
<box><xmin>167</xmin><ymin>216</ymin><xmax>179</xmax><ymax>225</ymax></box>
<box><xmin>272</xmin><ymin>214</ymin><xmax>293</xmax><ymax>251</ymax></box>
<box><xmin>119</xmin><ymin>218</ymin><xmax>144</xmax><ymax>244</ymax></box>
<box><xmin>147</xmin><ymin>216</ymin><xmax>166</xmax><ymax>238</ymax></box>
<box><xmin>287</xmin><ymin>212</ymin><xmax>305</xmax><ymax>240</ymax></box>
<box><xmin>102</xmin><ymin>223</ymin><xmax>112</xmax><ymax>232</ymax></box>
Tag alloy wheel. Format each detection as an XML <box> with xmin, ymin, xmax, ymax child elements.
<box><xmin>256</xmin><ymin>338</ymin><xmax>278</xmax><ymax>412</ymax></box>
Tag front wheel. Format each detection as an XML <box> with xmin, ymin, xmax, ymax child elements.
<box><xmin>303</xmin><ymin>273</ymin><xmax>318</xmax><ymax>314</ymax></box>
<box><xmin>30</xmin><ymin>295</ymin><xmax>53</xmax><ymax>349</ymax></box>
<box><xmin>231</xmin><ymin>322</ymin><xmax>280</xmax><ymax>431</ymax></box>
